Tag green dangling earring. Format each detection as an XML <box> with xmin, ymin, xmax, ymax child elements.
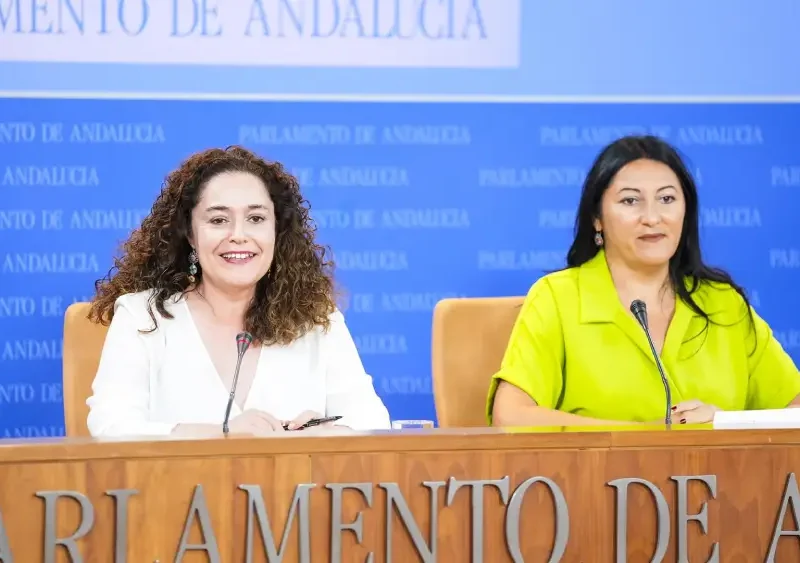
<box><xmin>188</xmin><ymin>249</ymin><xmax>199</xmax><ymax>283</ymax></box>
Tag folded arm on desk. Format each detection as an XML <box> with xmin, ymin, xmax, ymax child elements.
<box><xmin>87</xmin><ymin>295</ymin><xmax>220</xmax><ymax>438</ymax></box>
<box><xmin>86</xmin><ymin>296</ymin><xmax>177</xmax><ymax>438</ymax></box>
<box><xmin>491</xmin><ymin>382</ymin><xmax>643</xmax><ymax>427</ymax></box>
<box><xmin>744</xmin><ymin>305</ymin><xmax>800</xmax><ymax>411</ymax></box>
<box><xmin>487</xmin><ymin>280</ymin><xmax>643</xmax><ymax>428</ymax></box>
<box><xmin>489</xmin><ymin>280</ymin><xmax>570</xmax><ymax>427</ymax></box>
<box><xmin>322</xmin><ymin>310</ymin><xmax>391</xmax><ymax>431</ymax></box>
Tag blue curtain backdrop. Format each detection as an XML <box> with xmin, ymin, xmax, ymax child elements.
<box><xmin>1</xmin><ymin>0</ymin><xmax>798</xmax><ymax>437</ymax></box>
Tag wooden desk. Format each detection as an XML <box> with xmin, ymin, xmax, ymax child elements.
<box><xmin>0</xmin><ymin>426</ymin><xmax>799</xmax><ymax>562</ymax></box>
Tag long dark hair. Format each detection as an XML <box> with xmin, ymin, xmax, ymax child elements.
<box><xmin>567</xmin><ymin>135</ymin><xmax>754</xmax><ymax>347</ymax></box>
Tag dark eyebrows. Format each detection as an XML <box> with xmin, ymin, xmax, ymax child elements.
<box><xmin>204</xmin><ymin>204</ymin><xmax>271</xmax><ymax>213</ymax></box>
<box><xmin>616</xmin><ymin>185</ymin><xmax>677</xmax><ymax>194</ymax></box>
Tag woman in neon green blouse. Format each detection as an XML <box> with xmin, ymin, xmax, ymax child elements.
<box><xmin>487</xmin><ymin>135</ymin><xmax>800</xmax><ymax>427</ymax></box>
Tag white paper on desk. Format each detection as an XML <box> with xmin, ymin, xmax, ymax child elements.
<box><xmin>713</xmin><ymin>409</ymin><xmax>800</xmax><ymax>429</ymax></box>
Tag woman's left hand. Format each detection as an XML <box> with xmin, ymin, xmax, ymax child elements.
<box><xmin>672</xmin><ymin>399</ymin><xmax>720</xmax><ymax>424</ymax></box>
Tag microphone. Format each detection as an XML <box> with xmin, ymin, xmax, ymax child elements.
<box><xmin>222</xmin><ymin>331</ymin><xmax>254</xmax><ymax>435</ymax></box>
<box><xmin>629</xmin><ymin>300</ymin><xmax>672</xmax><ymax>425</ymax></box>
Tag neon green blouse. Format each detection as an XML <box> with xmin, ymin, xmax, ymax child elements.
<box><xmin>487</xmin><ymin>250</ymin><xmax>800</xmax><ymax>423</ymax></box>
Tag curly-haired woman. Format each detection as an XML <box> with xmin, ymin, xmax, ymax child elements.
<box><xmin>85</xmin><ymin>146</ymin><xmax>391</xmax><ymax>437</ymax></box>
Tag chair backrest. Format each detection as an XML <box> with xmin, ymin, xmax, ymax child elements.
<box><xmin>62</xmin><ymin>302</ymin><xmax>108</xmax><ymax>437</ymax></box>
<box><xmin>431</xmin><ymin>296</ymin><xmax>524</xmax><ymax>428</ymax></box>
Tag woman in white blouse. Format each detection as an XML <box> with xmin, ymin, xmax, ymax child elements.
<box><xmin>85</xmin><ymin>146</ymin><xmax>391</xmax><ymax>437</ymax></box>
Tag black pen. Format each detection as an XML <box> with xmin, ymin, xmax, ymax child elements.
<box><xmin>283</xmin><ymin>415</ymin><xmax>343</xmax><ymax>431</ymax></box>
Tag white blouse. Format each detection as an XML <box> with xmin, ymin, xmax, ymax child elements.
<box><xmin>86</xmin><ymin>290</ymin><xmax>392</xmax><ymax>437</ymax></box>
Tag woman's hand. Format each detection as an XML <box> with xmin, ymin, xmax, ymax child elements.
<box><xmin>228</xmin><ymin>409</ymin><xmax>286</xmax><ymax>434</ymax></box>
<box><xmin>672</xmin><ymin>400</ymin><xmax>720</xmax><ymax>424</ymax></box>
<box><xmin>284</xmin><ymin>410</ymin><xmax>333</xmax><ymax>431</ymax></box>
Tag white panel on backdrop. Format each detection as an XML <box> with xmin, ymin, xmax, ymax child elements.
<box><xmin>0</xmin><ymin>0</ymin><xmax>521</xmax><ymax>68</ymax></box>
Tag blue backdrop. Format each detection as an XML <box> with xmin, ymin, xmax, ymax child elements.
<box><xmin>2</xmin><ymin>100</ymin><xmax>799</xmax><ymax>437</ymax></box>
<box><xmin>1</xmin><ymin>0</ymin><xmax>799</xmax><ymax>437</ymax></box>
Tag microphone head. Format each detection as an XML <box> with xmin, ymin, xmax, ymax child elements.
<box><xmin>236</xmin><ymin>332</ymin><xmax>253</xmax><ymax>356</ymax></box>
<box><xmin>630</xmin><ymin>300</ymin><xmax>648</xmax><ymax>327</ymax></box>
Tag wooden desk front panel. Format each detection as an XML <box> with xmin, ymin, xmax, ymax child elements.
<box><xmin>0</xmin><ymin>429</ymin><xmax>798</xmax><ymax>562</ymax></box>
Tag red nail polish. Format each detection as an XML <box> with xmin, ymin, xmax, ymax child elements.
<box><xmin>680</xmin><ymin>418</ymin><xmax>686</xmax><ymax>424</ymax></box>
<box><xmin>671</xmin><ymin>406</ymin><xmax>677</xmax><ymax>411</ymax></box>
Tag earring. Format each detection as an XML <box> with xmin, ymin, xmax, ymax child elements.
<box><xmin>188</xmin><ymin>249</ymin><xmax>198</xmax><ymax>283</ymax></box>
<box><xmin>594</xmin><ymin>231</ymin><xmax>604</xmax><ymax>246</ymax></box>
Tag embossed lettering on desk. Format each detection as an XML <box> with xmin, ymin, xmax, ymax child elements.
<box><xmin>328</xmin><ymin>482</ymin><xmax>374</xmax><ymax>563</ymax></box>
<box><xmin>447</xmin><ymin>477</ymin><xmax>510</xmax><ymax>562</ymax></box>
<box><xmin>766</xmin><ymin>472</ymin><xmax>800</xmax><ymax>561</ymax></box>
<box><xmin>505</xmin><ymin>476</ymin><xmax>569</xmax><ymax>563</ymax></box>
<box><xmin>175</xmin><ymin>485</ymin><xmax>220</xmax><ymax>562</ymax></box>
<box><xmin>0</xmin><ymin>477</ymin><xmax>570</xmax><ymax>563</ymax></box>
<box><xmin>37</xmin><ymin>490</ymin><xmax>94</xmax><ymax>563</ymax></box>
<box><xmin>673</xmin><ymin>476</ymin><xmax>718</xmax><ymax>563</ymax></box>
<box><xmin>446</xmin><ymin>476</ymin><xmax>569</xmax><ymax>563</ymax></box>
<box><xmin>0</xmin><ymin>489</ymin><xmax>139</xmax><ymax>563</ymax></box>
<box><xmin>239</xmin><ymin>483</ymin><xmax>313</xmax><ymax>563</ymax></box>
<box><xmin>383</xmin><ymin>481</ymin><xmax>444</xmax><ymax>562</ymax></box>
<box><xmin>608</xmin><ymin>475</ymin><xmax>719</xmax><ymax>563</ymax></box>
<box><xmin>106</xmin><ymin>489</ymin><xmax>138</xmax><ymax>563</ymax></box>
<box><xmin>0</xmin><ymin>510</ymin><xmax>12</xmax><ymax>563</ymax></box>
<box><xmin>11</xmin><ymin>472</ymin><xmax>800</xmax><ymax>560</ymax></box>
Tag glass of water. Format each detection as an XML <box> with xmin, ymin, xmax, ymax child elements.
<box><xmin>391</xmin><ymin>420</ymin><xmax>435</xmax><ymax>430</ymax></box>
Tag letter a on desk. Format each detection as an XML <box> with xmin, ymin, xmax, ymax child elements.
<box><xmin>766</xmin><ymin>472</ymin><xmax>800</xmax><ymax>561</ymax></box>
<box><xmin>0</xmin><ymin>509</ymin><xmax>12</xmax><ymax>562</ymax></box>
<box><xmin>175</xmin><ymin>485</ymin><xmax>221</xmax><ymax>562</ymax></box>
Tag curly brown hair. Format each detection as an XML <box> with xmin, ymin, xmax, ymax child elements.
<box><xmin>88</xmin><ymin>145</ymin><xmax>337</xmax><ymax>345</ymax></box>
